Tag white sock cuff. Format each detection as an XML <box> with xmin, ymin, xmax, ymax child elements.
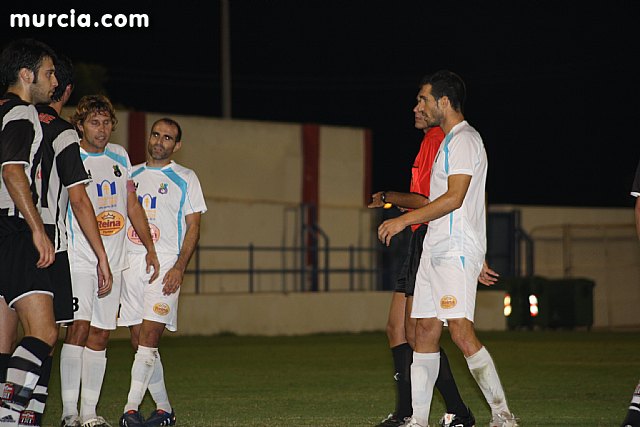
<box><xmin>413</xmin><ymin>351</ymin><xmax>440</xmax><ymax>363</ymax></box>
<box><xmin>137</xmin><ymin>345</ymin><xmax>158</xmax><ymax>356</ymax></box>
<box><xmin>465</xmin><ymin>346</ymin><xmax>491</xmax><ymax>369</ymax></box>
<box><xmin>61</xmin><ymin>344</ymin><xmax>84</xmax><ymax>358</ymax></box>
<box><xmin>83</xmin><ymin>348</ymin><xmax>106</xmax><ymax>359</ymax></box>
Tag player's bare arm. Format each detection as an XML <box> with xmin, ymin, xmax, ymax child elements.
<box><xmin>368</xmin><ymin>191</ymin><xmax>429</xmax><ymax>210</ymax></box>
<box><xmin>1</xmin><ymin>164</ymin><xmax>54</xmax><ymax>267</ymax></box>
<box><xmin>126</xmin><ymin>183</ymin><xmax>159</xmax><ymax>283</ymax></box>
<box><xmin>162</xmin><ymin>212</ymin><xmax>201</xmax><ymax>295</ymax></box>
<box><xmin>68</xmin><ymin>184</ymin><xmax>113</xmax><ymax>296</ymax></box>
<box><xmin>377</xmin><ymin>174</ymin><xmax>471</xmax><ymax>246</ymax></box>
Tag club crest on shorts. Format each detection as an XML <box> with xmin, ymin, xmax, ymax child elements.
<box><xmin>440</xmin><ymin>295</ymin><xmax>457</xmax><ymax>309</ymax></box>
<box><xmin>153</xmin><ymin>303</ymin><xmax>170</xmax><ymax>316</ymax></box>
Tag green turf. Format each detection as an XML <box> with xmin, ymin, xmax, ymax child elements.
<box><xmin>41</xmin><ymin>331</ymin><xmax>640</xmax><ymax>426</ymax></box>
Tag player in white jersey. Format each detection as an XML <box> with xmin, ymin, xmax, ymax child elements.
<box><xmin>118</xmin><ymin>118</ymin><xmax>206</xmax><ymax>427</ymax></box>
<box><xmin>378</xmin><ymin>70</ymin><xmax>518</xmax><ymax>427</ymax></box>
<box><xmin>59</xmin><ymin>95</ymin><xmax>159</xmax><ymax>427</ymax></box>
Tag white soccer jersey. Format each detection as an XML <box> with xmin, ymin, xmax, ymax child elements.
<box><xmin>425</xmin><ymin>120</ymin><xmax>487</xmax><ymax>260</ymax></box>
<box><xmin>67</xmin><ymin>143</ymin><xmax>131</xmax><ymax>271</ymax></box>
<box><xmin>126</xmin><ymin>161</ymin><xmax>207</xmax><ymax>255</ymax></box>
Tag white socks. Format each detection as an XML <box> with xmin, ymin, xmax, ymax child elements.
<box><xmin>80</xmin><ymin>348</ymin><xmax>107</xmax><ymax>422</ymax></box>
<box><xmin>148</xmin><ymin>353</ymin><xmax>172</xmax><ymax>413</ymax></box>
<box><xmin>124</xmin><ymin>346</ymin><xmax>157</xmax><ymax>412</ymax></box>
<box><xmin>466</xmin><ymin>346</ymin><xmax>510</xmax><ymax>415</ymax></box>
<box><xmin>60</xmin><ymin>344</ymin><xmax>83</xmax><ymax>418</ymax></box>
<box><xmin>410</xmin><ymin>351</ymin><xmax>440</xmax><ymax>426</ymax></box>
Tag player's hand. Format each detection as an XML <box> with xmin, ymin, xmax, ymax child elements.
<box><xmin>161</xmin><ymin>267</ymin><xmax>183</xmax><ymax>295</ymax></box>
<box><xmin>368</xmin><ymin>192</ymin><xmax>385</xmax><ymax>208</ymax></box>
<box><xmin>478</xmin><ymin>260</ymin><xmax>499</xmax><ymax>286</ymax></box>
<box><xmin>378</xmin><ymin>217</ymin><xmax>406</xmax><ymax>246</ymax></box>
<box><xmin>96</xmin><ymin>257</ymin><xmax>113</xmax><ymax>297</ymax></box>
<box><xmin>146</xmin><ymin>251</ymin><xmax>160</xmax><ymax>283</ymax></box>
<box><xmin>33</xmin><ymin>229</ymin><xmax>55</xmax><ymax>268</ymax></box>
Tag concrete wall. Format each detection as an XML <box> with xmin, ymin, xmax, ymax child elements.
<box><xmin>491</xmin><ymin>205</ymin><xmax>639</xmax><ymax>329</ymax></box>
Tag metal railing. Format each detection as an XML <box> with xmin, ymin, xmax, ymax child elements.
<box><xmin>185</xmin><ymin>243</ymin><xmax>381</xmax><ymax>294</ymax></box>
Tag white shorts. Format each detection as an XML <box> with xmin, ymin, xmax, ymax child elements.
<box><xmin>69</xmin><ymin>260</ymin><xmax>123</xmax><ymax>330</ymax></box>
<box><xmin>411</xmin><ymin>254</ymin><xmax>483</xmax><ymax>322</ymax></box>
<box><xmin>119</xmin><ymin>252</ymin><xmax>180</xmax><ymax>332</ymax></box>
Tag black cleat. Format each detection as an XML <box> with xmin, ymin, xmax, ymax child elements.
<box><xmin>119</xmin><ymin>410</ymin><xmax>145</xmax><ymax>427</ymax></box>
<box><xmin>439</xmin><ymin>407</ymin><xmax>476</xmax><ymax>427</ymax></box>
<box><xmin>144</xmin><ymin>409</ymin><xmax>175</xmax><ymax>427</ymax></box>
<box><xmin>375</xmin><ymin>413</ymin><xmax>411</xmax><ymax>427</ymax></box>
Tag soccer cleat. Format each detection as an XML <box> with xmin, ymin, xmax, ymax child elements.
<box><xmin>489</xmin><ymin>411</ymin><xmax>519</xmax><ymax>427</ymax></box>
<box><xmin>439</xmin><ymin>407</ymin><xmax>476</xmax><ymax>427</ymax></box>
<box><xmin>621</xmin><ymin>407</ymin><xmax>640</xmax><ymax>427</ymax></box>
<box><xmin>60</xmin><ymin>415</ymin><xmax>81</xmax><ymax>427</ymax></box>
<box><xmin>402</xmin><ymin>418</ymin><xmax>429</xmax><ymax>427</ymax></box>
<box><xmin>119</xmin><ymin>411</ymin><xmax>145</xmax><ymax>427</ymax></box>
<box><xmin>376</xmin><ymin>413</ymin><xmax>411</xmax><ymax>427</ymax></box>
<box><xmin>144</xmin><ymin>409</ymin><xmax>176</xmax><ymax>427</ymax></box>
<box><xmin>81</xmin><ymin>416</ymin><xmax>112</xmax><ymax>427</ymax></box>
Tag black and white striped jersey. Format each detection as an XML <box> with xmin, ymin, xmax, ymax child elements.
<box><xmin>0</xmin><ymin>92</ymin><xmax>43</xmax><ymax>221</ymax></box>
<box><xmin>36</xmin><ymin>105</ymin><xmax>90</xmax><ymax>252</ymax></box>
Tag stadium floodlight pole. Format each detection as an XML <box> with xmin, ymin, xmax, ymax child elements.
<box><xmin>221</xmin><ymin>0</ymin><xmax>232</xmax><ymax>118</ymax></box>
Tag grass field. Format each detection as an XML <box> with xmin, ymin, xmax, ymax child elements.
<box><xmin>40</xmin><ymin>331</ymin><xmax>640</xmax><ymax>426</ymax></box>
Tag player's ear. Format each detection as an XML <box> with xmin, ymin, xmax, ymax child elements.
<box><xmin>172</xmin><ymin>141</ymin><xmax>182</xmax><ymax>153</ymax></box>
<box><xmin>18</xmin><ymin>67</ymin><xmax>34</xmax><ymax>84</ymax></box>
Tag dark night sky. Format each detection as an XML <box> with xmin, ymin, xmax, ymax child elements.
<box><xmin>2</xmin><ymin>1</ymin><xmax>639</xmax><ymax>208</ymax></box>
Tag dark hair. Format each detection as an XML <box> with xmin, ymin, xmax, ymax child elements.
<box><xmin>51</xmin><ymin>54</ymin><xmax>73</xmax><ymax>102</ymax></box>
<box><xmin>152</xmin><ymin>117</ymin><xmax>182</xmax><ymax>142</ymax></box>
<box><xmin>426</xmin><ymin>70</ymin><xmax>466</xmax><ymax>113</ymax></box>
<box><xmin>0</xmin><ymin>38</ymin><xmax>56</xmax><ymax>86</ymax></box>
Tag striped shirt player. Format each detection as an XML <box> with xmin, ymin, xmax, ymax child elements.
<box><xmin>119</xmin><ymin>160</ymin><xmax>207</xmax><ymax>331</ymax></box>
<box><xmin>67</xmin><ymin>142</ymin><xmax>131</xmax><ymax>329</ymax></box>
<box><xmin>0</xmin><ymin>93</ymin><xmax>52</xmax><ymax>306</ymax></box>
<box><xmin>35</xmin><ymin>104</ymin><xmax>90</xmax><ymax>323</ymax></box>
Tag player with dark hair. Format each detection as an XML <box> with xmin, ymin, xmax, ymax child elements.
<box><xmin>118</xmin><ymin>117</ymin><xmax>206</xmax><ymax>427</ymax></box>
<box><xmin>378</xmin><ymin>70</ymin><xmax>518</xmax><ymax>427</ymax></box>
<box><xmin>0</xmin><ymin>38</ymin><xmax>58</xmax><ymax>426</ymax></box>
<box><xmin>59</xmin><ymin>95</ymin><xmax>158</xmax><ymax>427</ymax></box>
<box><xmin>370</xmin><ymin>75</ymin><xmax>480</xmax><ymax>427</ymax></box>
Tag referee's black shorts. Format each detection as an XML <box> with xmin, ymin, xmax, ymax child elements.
<box><xmin>0</xmin><ymin>217</ymin><xmax>53</xmax><ymax>307</ymax></box>
<box><xmin>394</xmin><ymin>224</ymin><xmax>428</xmax><ymax>297</ymax></box>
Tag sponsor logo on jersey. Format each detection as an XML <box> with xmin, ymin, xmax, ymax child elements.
<box><xmin>96</xmin><ymin>180</ymin><xmax>118</xmax><ymax>207</ymax></box>
<box><xmin>127</xmin><ymin>223</ymin><xmax>160</xmax><ymax>244</ymax></box>
<box><xmin>440</xmin><ymin>295</ymin><xmax>457</xmax><ymax>309</ymax></box>
<box><xmin>138</xmin><ymin>194</ymin><xmax>157</xmax><ymax>219</ymax></box>
<box><xmin>153</xmin><ymin>303</ymin><xmax>170</xmax><ymax>316</ymax></box>
<box><xmin>38</xmin><ymin>112</ymin><xmax>55</xmax><ymax>124</ymax></box>
<box><xmin>113</xmin><ymin>165</ymin><xmax>122</xmax><ymax>177</ymax></box>
<box><xmin>158</xmin><ymin>183</ymin><xmax>168</xmax><ymax>194</ymax></box>
<box><xmin>96</xmin><ymin>210</ymin><xmax>125</xmax><ymax>236</ymax></box>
